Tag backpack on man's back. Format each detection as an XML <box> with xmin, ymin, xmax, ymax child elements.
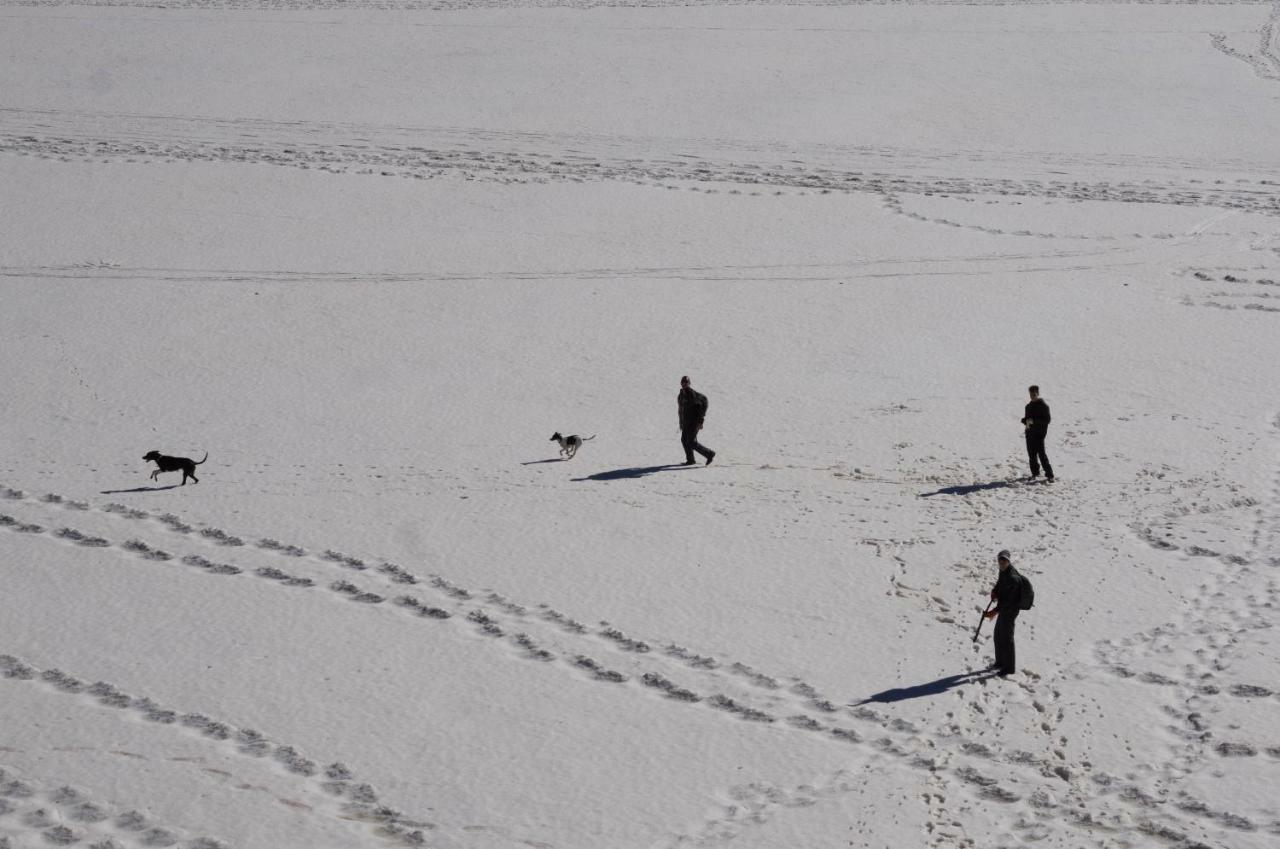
<box><xmin>690</xmin><ymin>390</ymin><xmax>708</xmax><ymax>419</ymax></box>
<box><xmin>1017</xmin><ymin>570</ymin><xmax>1035</xmax><ymax>610</ymax></box>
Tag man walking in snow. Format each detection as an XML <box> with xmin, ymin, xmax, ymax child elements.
<box><xmin>1021</xmin><ymin>384</ymin><xmax>1054</xmax><ymax>481</ymax></box>
<box><xmin>985</xmin><ymin>549</ymin><xmax>1024</xmax><ymax>676</ymax></box>
<box><xmin>677</xmin><ymin>375</ymin><xmax>715</xmax><ymax>466</ymax></box>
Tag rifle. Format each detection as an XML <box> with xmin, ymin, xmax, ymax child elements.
<box><xmin>972</xmin><ymin>599</ymin><xmax>995</xmax><ymax>643</ymax></box>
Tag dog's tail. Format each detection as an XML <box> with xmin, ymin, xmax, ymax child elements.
<box><xmin>583</xmin><ymin>434</ymin><xmax>596</xmax><ymax>441</ymax></box>
<box><xmin>195</xmin><ymin>452</ymin><xmax>209</xmax><ymax>465</ymax></box>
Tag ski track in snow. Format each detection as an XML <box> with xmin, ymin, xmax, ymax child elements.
<box><xmin>2</xmin><ymin>479</ymin><xmax>1275</xmax><ymax>848</ymax></box>
<box><xmin>0</xmin><ymin>244</ymin><xmax>1174</xmax><ymax>285</ymax></box>
<box><xmin>1</xmin><ymin>106</ymin><xmax>1278</xmax><ymax>216</ymax></box>
<box><xmin>0</xmin><ymin>764</ymin><xmax>230</xmax><ymax>849</ymax></box>
<box><xmin>0</xmin><ymin>0</ymin><xmax>1272</xmax><ymax>11</ymax></box>
<box><xmin>879</xmin><ymin>192</ymin><xmax>1280</xmax><ymax>244</ymax></box>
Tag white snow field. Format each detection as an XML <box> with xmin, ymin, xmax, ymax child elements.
<box><xmin>3</xmin><ymin>0</ymin><xmax>1280</xmax><ymax>847</ymax></box>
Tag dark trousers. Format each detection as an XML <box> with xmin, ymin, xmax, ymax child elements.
<box><xmin>681</xmin><ymin>427</ymin><xmax>713</xmax><ymax>463</ymax></box>
<box><xmin>994</xmin><ymin>611</ymin><xmax>1018</xmax><ymax>674</ymax></box>
<box><xmin>1026</xmin><ymin>432</ymin><xmax>1053</xmax><ymax>479</ymax></box>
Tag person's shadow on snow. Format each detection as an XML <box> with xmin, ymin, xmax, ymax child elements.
<box><xmin>572</xmin><ymin>464</ymin><xmax>692</xmax><ymax>482</ymax></box>
<box><xmin>918</xmin><ymin>480</ymin><xmax>1014</xmax><ymax>498</ymax></box>
<box><xmin>850</xmin><ymin>670</ymin><xmax>996</xmax><ymax>705</ymax></box>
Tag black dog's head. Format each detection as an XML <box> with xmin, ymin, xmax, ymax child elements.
<box><xmin>549</xmin><ymin>432</ymin><xmax>563</xmax><ymax>442</ymax></box>
<box><xmin>142</xmin><ymin>450</ymin><xmax>161</xmax><ymax>462</ymax></box>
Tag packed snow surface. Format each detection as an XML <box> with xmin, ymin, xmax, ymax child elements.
<box><xmin>3</xmin><ymin>1</ymin><xmax>1280</xmax><ymax>847</ymax></box>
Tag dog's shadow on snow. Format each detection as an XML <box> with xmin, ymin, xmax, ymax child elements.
<box><xmin>918</xmin><ymin>480</ymin><xmax>1015</xmax><ymax>498</ymax></box>
<box><xmin>850</xmin><ymin>670</ymin><xmax>997</xmax><ymax>706</ymax></box>
<box><xmin>572</xmin><ymin>464</ymin><xmax>692</xmax><ymax>482</ymax></box>
<box><xmin>521</xmin><ymin>458</ymin><xmax>570</xmax><ymax>465</ymax></box>
<box><xmin>100</xmin><ymin>485</ymin><xmax>181</xmax><ymax>494</ymax></box>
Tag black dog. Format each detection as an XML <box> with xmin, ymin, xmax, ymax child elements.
<box><xmin>143</xmin><ymin>450</ymin><xmax>207</xmax><ymax>485</ymax></box>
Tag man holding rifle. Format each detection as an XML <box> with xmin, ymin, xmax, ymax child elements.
<box><xmin>983</xmin><ymin>549</ymin><xmax>1026</xmax><ymax>677</ymax></box>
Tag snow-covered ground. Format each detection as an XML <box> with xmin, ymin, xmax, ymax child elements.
<box><xmin>3</xmin><ymin>1</ymin><xmax>1280</xmax><ymax>847</ymax></box>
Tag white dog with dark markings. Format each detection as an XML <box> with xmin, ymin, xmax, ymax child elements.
<box><xmin>550</xmin><ymin>432</ymin><xmax>595</xmax><ymax>459</ymax></box>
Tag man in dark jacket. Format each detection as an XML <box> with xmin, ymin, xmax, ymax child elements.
<box><xmin>677</xmin><ymin>375</ymin><xmax>715</xmax><ymax>466</ymax></box>
<box><xmin>985</xmin><ymin>549</ymin><xmax>1024</xmax><ymax>676</ymax></box>
<box><xmin>1021</xmin><ymin>384</ymin><xmax>1054</xmax><ymax>481</ymax></box>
